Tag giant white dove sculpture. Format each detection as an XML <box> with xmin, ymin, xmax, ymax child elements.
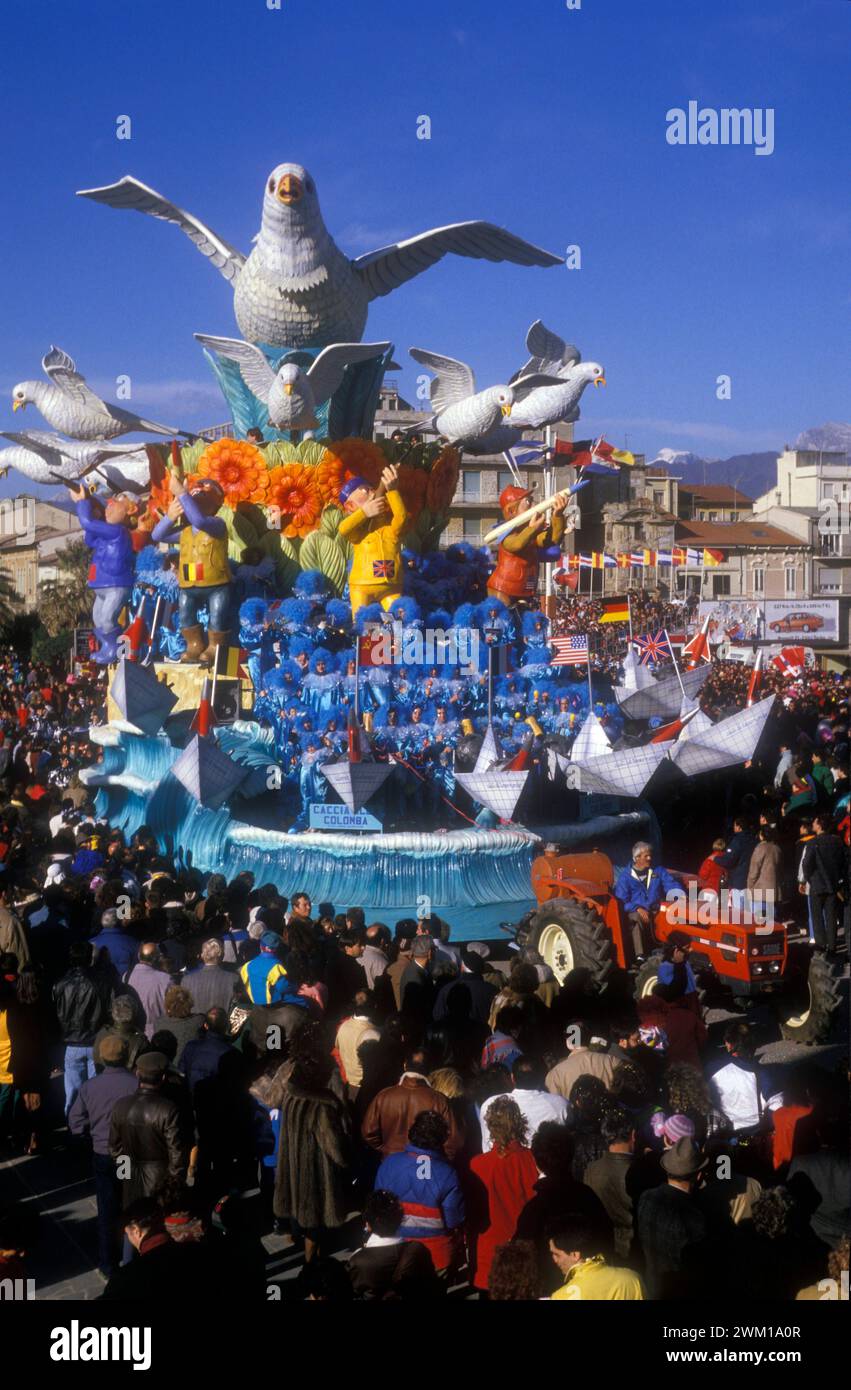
<box><xmin>11</xmin><ymin>347</ymin><xmax>182</xmax><ymax>440</ymax></box>
<box><xmin>194</xmin><ymin>333</ymin><xmax>390</xmax><ymax>433</ymax></box>
<box><xmin>77</xmin><ymin>162</ymin><xmax>563</xmax><ymax>350</ymax></box>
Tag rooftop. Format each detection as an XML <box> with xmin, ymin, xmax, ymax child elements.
<box><xmin>676</xmin><ymin>519</ymin><xmax>805</xmax><ymax>548</ymax></box>
<box><xmin>677</xmin><ymin>482</ymin><xmax>753</xmax><ymax>504</ymax></box>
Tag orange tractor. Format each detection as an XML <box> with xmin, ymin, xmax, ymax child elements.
<box><xmin>518</xmin><ymin>850</ymin><xmax>841</xmax><ymax>1044</ymax></box>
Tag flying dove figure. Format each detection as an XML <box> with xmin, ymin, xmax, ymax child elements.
<box><xmin>77</xmin><ymin>163</ymin><xmax>563</xmax><ymax>350</ymax></box>
<box><xmin>0</xmin><ymin>430</ymin><xmax>144</xmax><ymax>486</ymax></box>
<box><xmin>408</xmin><ymin>348</ymin><xmax>558</xmax><ymax>449</ymax></box>
<box><xmin>508</xmin><ymin>322</ymin><xmax>605</xmax><ymax>430</ymax></box>
<box><xmin>11</xmin><ymin>348</ymin><xmax>183</xmax><ymax>441</ymax></box>
<box><xmin>194</xmin><ymin>334</ymin><xmax>390</xmax><ymax>432</ymax></box>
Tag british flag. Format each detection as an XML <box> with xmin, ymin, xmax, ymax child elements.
<box><xmin>634</xmin><ymin>631</ymin><xmax>671</xmax><ymax>666</ymax></box>
<box><xmin>372</xmin><ymin>560</ymin><xmax>395</xmax><ymax>578</ymax></box>
<box><xmin>551</xmin><ymin>633</ymin><xmax>590</xmax><ymax>667</ymax></box>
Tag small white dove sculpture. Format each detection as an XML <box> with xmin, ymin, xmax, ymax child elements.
<box><xmin>408</xmin><ymin>348</ymin><xmax>558</xmax><ymax>449</ymax></box>
<box><xmin>0</xmin><ymin>430</ymin><xmax>145</xmax><ymax>486</ymax></box>
<box><xmin>194</xmin><ymin>334</ymin><xmax>390</xmax><ymax>432</ymax></box>
<box><xmin>11</xmin><ymin>347</ymin><xmax>182</xmax><ymax>441</ymax></box>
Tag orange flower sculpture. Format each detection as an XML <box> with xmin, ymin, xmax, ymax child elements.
<box><xmin>197</xmin><ymin>438</ymin><xmax>268</xmax><ymax>505</ymax></box>
<box><xmin>332</xmin><ymin>437</ymin><xmax>385</xmax><ymax>488</ymax></box>
<box><xmin>426</xmin><ymin>447</ymin><xmax>461</xmax><ymax>513</ymax></box>
<box><xmin>268</xmin><ymin>463</ymin><xmax>323</xmax><ymax>538</ymax></box>
<box><xmin>314</xmin><ymin>452</ymin><xmax>344</xmax><ymax>505</ymax></box>
<box><xmin>396</xmin><ymin>464</ymin><xmax>427</xmax><ymax>520</ymax></box>
<box><xmin>146</xmin><ymin>473</ymin><xmax>172</xmax><ymax>524</ymax></box>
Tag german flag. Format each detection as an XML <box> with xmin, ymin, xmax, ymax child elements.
<box><xmin>599</xmin><ymin>597</ymin><xmax>630</xmax><ymax>625</ymax></box>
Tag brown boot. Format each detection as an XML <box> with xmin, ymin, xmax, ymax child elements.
<box><xmin>199</xmin><ymin>629</ymin><xmax>231</xmax><ymax>668</ymax></box>
<box><xmin>179</xmin><ymin>625</ymin><xmax>207</xmax><ymax>663</ymax></box>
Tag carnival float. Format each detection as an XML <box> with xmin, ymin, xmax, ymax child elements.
<box><xmin>4</xmin><ymin>159</ymin><xmax>775</xmax><ymax>936</ymax></box>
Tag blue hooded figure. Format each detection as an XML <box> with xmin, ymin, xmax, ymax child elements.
<box><xmin>302</xmin><ymin>647</ymin><xmax>342</xmax><ymax>722</ymax></box>
<box><xmin>77</xmin><ymin>491</ymin><xmax>137</xmax><ymax>664</ymax></box>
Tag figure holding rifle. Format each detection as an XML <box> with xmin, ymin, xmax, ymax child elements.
<box><xmin>486</xmin><ymin>484</ymin><xmax>570</xmax><ymax>609</ymax></box>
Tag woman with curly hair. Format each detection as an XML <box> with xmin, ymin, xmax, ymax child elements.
<box><xmin>663</xmin><ymin>1063</ymin><xmax>726</xmax><ymax>1143</ymax></box>
<box><xmin>467</xmin><ymin>1096</ymin><xmax>539</xmax><ymax>1295</ymax></box>
<box><xmin>487</xmin><ymin>1239</ymin><xmax>541</xmax><ymax>1300</ymax></box>
<box><xmin>568</xmin><ymin>1074</ymin><xmax>610</xmax><ymax>1181</ymax></box>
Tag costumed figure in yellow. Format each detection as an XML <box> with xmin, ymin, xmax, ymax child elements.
<box><xmin>339</xmin><ymin>464</ymin><xmax>409</xmax><ymax>616</ymax></box>
<box><xmin>151</xmin><ymin>473</ymin><xmax>232</xmax><ymax>665</ymax></box>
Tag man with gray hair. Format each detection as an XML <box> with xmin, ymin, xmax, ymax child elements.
<box><xmin>613</xmin><ymin>841</ymin><xmax>681</xmax><ymax>962</ymax></box>
<box><xmin>183</xmin><ymin>938</ymin><xmax>238</xmax><ymax>1015</ymax></box>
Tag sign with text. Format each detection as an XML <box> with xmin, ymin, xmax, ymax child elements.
<box><xmin>309</xmin><ymin>803</ymin><xmax>382</xmax><ymax>832</ymax></box>
<box><xmin>764</xmin><ymin>600</ymin><xmax>839</xmax><ymax>643</ymax></box>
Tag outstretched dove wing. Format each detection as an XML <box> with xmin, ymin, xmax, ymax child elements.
<box><xmin>77</xmin><ymin>176</ymin><xmax>246</xmax><ymax>285</ymax></box>
<box><xmin>353</xmin><ymin>222</ymin><xmax>562</xmax><ymax>300</ymax></box>
<box><xmin>409</xmin><ymin>348</ymin><xmax>475</xmax><ymax>415</ymax></box>
<box><xmin>42</xmin><ymin>346</ymin><xmax>111</xmax><ymax>414</ymax></box>
<box><xmin>306</xmin><ymin>342</ymin><xmax>390</xmax><ymax>404</ymax></box>
<box><xmin>510</xmin><ymin>320</ymin><xmax>581</xmax><ymax>383</ymax></box>
<box><xmin>510</xmin><ymin>371</ymin><xmax>565</xmax><ymax>402</ymax></box>
<box><xmin>193</xmin><ymin>334</ymin><xmax>276</xmax><ymax>402</ymax></box>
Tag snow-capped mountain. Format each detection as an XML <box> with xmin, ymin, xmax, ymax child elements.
<box><xmin>649</xmin><ymin>448</ymin><xmax>777</xmax><ymax>497</ymax></box>
<box><xmin>794</xmin><ymin>422</ymin><xmax>851</xmax><ymax>452</ymax></box>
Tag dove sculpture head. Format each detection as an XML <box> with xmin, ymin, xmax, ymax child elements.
<box><xmin>581</xmin><ymin>362</ymin><xmax>606</xmax><ymax>388</ymax></box>
<box><xmin>261</xmin><ymin>162</ymin><xmax>325</xmax><ymax>239</ymax></box>
<box><xmin>276</xmin><ymin>363</ymin><xmax>302</xmax><ymax>398</ymax></box>
<box><xmin>11</xmin><ymin>383</ymin><xmax>33</xmax><ymax>412</ymax></box>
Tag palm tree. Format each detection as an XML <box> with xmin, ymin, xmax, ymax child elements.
<box><xmin>37</xmin><ymin>539</ymin><xmax>94</xmax><ymax>636</ymax></box>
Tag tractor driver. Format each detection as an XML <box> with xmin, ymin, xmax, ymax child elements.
<box><xmin>614</xmin><ymin>841</ymin><xmax>682</xmax><ymax>963</ymax></box>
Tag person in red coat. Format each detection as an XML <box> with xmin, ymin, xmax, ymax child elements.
<box><xmin>697</xmin><ymin>838</ymin><xmax>728</xmax><ymax>895</ymax></box>
<box><xmin>466</xmin><ymin>1096</ymin><xmax>540</xmax><ymax>1294</ymax></box>
<box><xmin>636</xmin><ymin>990</ymin><xmax>707</xmax><ymax>1070</ymax></box>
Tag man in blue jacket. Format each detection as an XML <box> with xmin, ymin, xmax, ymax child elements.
<box><xmin>614</xmin><ymin>841</ymin><xmax>682</xmax><ymax>963</ymax></box>
<box><xmin>71</xmin><ymin>485</ymin><xmax>136</xmax><ymax>665</ymax></box>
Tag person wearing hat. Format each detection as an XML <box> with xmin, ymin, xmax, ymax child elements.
<box><xmin>68</xmin><ymin>1034</ymin><xmax>138</xmax><ymax>1278</ymax></box>
<box><xmin>69</xmin><ymin>483</ymin><xmax>136</xmax><ymax>666</ymax></box>
<box><xmin>238</xmin><ymin>931</ymin><xmax>290</xmax><ymax>1006</ymax></box>
<box><xmin>636</xmin><ymin>1137</ymin><xmax>708</xmax><ymax>1299</ymax></box>
<box><xmin>151</xmin><ymin>471</ymin><xmax>232</xmax><ymax>665</ymax></box>
<box><xmin>108</xmin><ymin>1051</ymin><xmax>191</xmax><ymax>1216</ymax></box>
<box><xmin>487</xmin><ymin>484</ymin><xmax>569</xmax><ymax>608</ymax></box>
<box><xmin>338</xmin><ymin>464</ymin><xmax>409</xmax><ymax>616</ymax></box>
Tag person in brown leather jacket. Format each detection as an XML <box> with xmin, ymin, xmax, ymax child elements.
<box><xmin>361</xmin><ymin>1053</ymin><xmax>463</xmax><ymax>1161</ymax></box>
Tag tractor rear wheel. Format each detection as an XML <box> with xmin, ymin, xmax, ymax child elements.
<box><xmin>526</xmin><ymin>899</ymin><xmax>614</xmax><ymax>989</ymax></box>
<box><xmin>633</xmin><ymin>953</ymin><xmax>665</xmax><ymax>1001</ymax></box>
<box><xmin>778</xmin><ymin>950</ymin><xmax>842</xmax><ymax>1044</ymax></box>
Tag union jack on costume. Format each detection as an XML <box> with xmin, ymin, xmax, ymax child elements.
<box><xmin>372</xmin><ymin>560</ymin><xmax>395</xmax><ymax>578</ymax></box>
<box><xmin>634</xmin><ymin>631</ymin><xmax>671</xmax><ymax>666</ymax></box>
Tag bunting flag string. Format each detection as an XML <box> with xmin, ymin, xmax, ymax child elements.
<box><xmin>558</xmin><ymin>547</ymin><xmax>724</xmax><ymax>572</ymax></box>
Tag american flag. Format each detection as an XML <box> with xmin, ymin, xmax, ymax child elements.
<box><xmin>634</xmin><ymin>631</ymin><xmax>671</xmax><ymax>666</ymax></box>
<box><xmin>551</xmin><ymin>633</ymin><xmax>590</xmax><ymax>666</ymax></box>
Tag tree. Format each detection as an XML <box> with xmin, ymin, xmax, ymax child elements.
<box><xmin>0</xmin><ymin>570</ymin><xmax>20</xmax><ymax>630</ymax></box>
<box><xmin>37</xmin><ymin>539</ymin><xmax>93</xmax><ymax>637</ymax></box>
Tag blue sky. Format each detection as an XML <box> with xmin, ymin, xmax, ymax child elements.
<box><xmin>1</xmin><ymin>0</ymin><xmax>847</xmax><ymax>499</ymax></box>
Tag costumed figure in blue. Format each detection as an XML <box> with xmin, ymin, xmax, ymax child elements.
<box><xmin>302</xmin><ymin>648</ymin><xmax>342</xmax><ymax>723</ymax></box>
<box><xmin>71</xmin><ymin>484</ymin><xmax>136</xmax><ymax>664</ymax></box>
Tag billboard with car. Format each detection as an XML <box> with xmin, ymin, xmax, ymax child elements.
<box><xmin>764</xmin><ymin>600</ymin><xmax>839</xmax><ymax>642</ymax></box>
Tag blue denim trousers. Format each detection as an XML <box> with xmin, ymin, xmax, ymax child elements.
<box><xmin>63</xmin><ymin>1044</ymin><xmax>95</xmax><ymax>1114</ymax></box>
<box><xmin>178</xmin><ymin>584</ymin><xmax>230</xmax><ymax>630</ymax></box>
<box><xmin>92</xmin><ymin>586</ymin><xmax>130</xmax><ymax>631</ymax></box>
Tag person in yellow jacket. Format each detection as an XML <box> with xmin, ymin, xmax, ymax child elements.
<box><xmin>338</xmin><ymin>464</ymin><xmax>409</xmax><ymax>616</ymax></box>
<box><xmin>549</xmin><ymin>1220</ymin><xmax>645</xmax><ymax>1300</ymax></box>
<box><xmin>151</xmin><ymin>474</ymin><xmax>232</xmax><ymax>665</ymax></box>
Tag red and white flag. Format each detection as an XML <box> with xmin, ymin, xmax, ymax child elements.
<box><xmin>682</xmin><ymin>614</ymin><xmax>712</xmax><ymax>669</ymax></box>
<box><xmin>771</xmin><ymin>645</ymin><xmax>806</xmax><ymax>678</ymax></box>
<box><xmin>746</xmin><ymin>649</ymin><xmax>764</xmax><ymax>707</ymax></box>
